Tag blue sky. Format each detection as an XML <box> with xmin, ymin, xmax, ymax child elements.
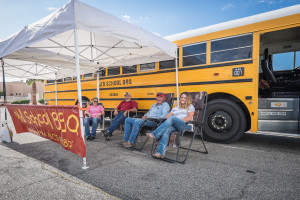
<box><xmin>0</xmin><ymin>0</ymin><xmax>299</xmax><ymax>40</ymax></box>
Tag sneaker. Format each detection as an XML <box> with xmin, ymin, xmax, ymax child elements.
<box><xmin>106</xmin><ymin>136</ymin><xmax>111</xmax><ymax>141</ymax></box>
<box><xmin>86</xmin><ymin>136</ymin><xmax>91</xmax><ymax>140</ymax></box>
<box><xmin>103</xmin><ymin>130</ymin><xmax>110</xmax><ymax>138</ymax></box>
<box><xmin>90</xmin><ymin>136</ymin><xmax>95</xmax><ymax>140</ymax></box>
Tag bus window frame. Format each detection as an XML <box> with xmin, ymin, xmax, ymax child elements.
<box><xmin>210</xmin><ymin>33</ymin><xmax>253</xmax><ymax>64</ymax></box>
<box><xmin>64</xmin><ymin>77</ymin><xmax>72</xmax><ymax>82</ymax></box>
<box><xmin>159</xmin><ymin>59</ymin><xmax>176</xmax><ymax>70</ymax></box>
<box><xmin>139</xmin><ymin>62</ymin><xmax>156</xmax><ymax>72</ymax></box>
<box><xmin>56</xmin><ymin>78</ymin><xmax>63</xmax><ymax>83</ymax></box>
<box><xmin>182</xmin><ymin>41</ymin><xmax>207</xmax><ymax>67</ymax></box>
<box><xmin>272</xmin><ymin>51</ymin><xmax>299</xmax><ymax>71</ymax></box>
<box><xmin>83</xmin><ymin>73</ymin><xmax>94</xmax><ymax>79</ymax></box>
<box><xmin>107</xmin><ymin>66</ymin><xmax>121</xmax><ymax>76</ymax></box>
<box><xmin>122</xmin><ymin>65</ymin><xmax>137</xmax><ymax>74</ymax></box>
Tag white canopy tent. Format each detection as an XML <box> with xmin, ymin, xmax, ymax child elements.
<box><xmin>0</xmin><ymin>0</ymin><xmax>178</xmax><ymax>168</ymax></box>
<box><xmin>0</xmin><ymin>0</ymin><xmax>177</xmax><ymax>78</ymax></box>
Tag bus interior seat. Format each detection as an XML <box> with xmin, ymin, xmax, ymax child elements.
<box><xmin>261</xmin><ymin>48</ymin><xmax>277</xmax><ymax>85</ymax></box>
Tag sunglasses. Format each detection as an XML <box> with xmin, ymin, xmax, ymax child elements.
<box><xmin>93</xmin><ymin>101</ymin><xmax>98</xmax><ymax>102</ymax></box>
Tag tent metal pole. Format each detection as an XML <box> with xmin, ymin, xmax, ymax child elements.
<box><xmin>1</xmin><ymin>58</ymin><xmax>7</xmax><ymax>120</ymax></box>
<box><xmin>97</xmin><ymin>72</ymin><xmax>99</xmax><ymax>100</ymax></box>
<box><xmin>55</xmin><ymin>73</ymin><xmax>58</xmax><ymax>105</ymax></box>
<box><xmin>96</xmin><ymin>71</ymin><xmax>104</xmax><ymax>130</ymax></box>
<box><xmin>175</xmin><ymin>49</ymin><xmax>179</xmax><ymax>105</ymax></box>
<box><xmin>74</xmin><ymin>28</ymin><xmax>88</xmax><ymax>170</ymax></box>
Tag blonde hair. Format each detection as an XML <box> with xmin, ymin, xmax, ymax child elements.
<box><xmin>179</xmin><ymin>92</ymin><xmax>192</xmax><ymax>110</ymax></box>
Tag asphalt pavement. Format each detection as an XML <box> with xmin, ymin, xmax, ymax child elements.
<box><xmin>0</xmin><ymin>107</ymin><xmax>299</xmax><ymax>200</ymax></box>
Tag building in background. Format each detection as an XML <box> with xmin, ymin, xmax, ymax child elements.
<box><xmin>0</xmin><ymin>81</ymin><xmax>44</xmax><ymax>103</ymax></box>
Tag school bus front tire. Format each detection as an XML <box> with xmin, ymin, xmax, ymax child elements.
<box><xmin>203</xmin><ymin>99</ymin><xmax>246</xmax><ymax>143</ymax></box>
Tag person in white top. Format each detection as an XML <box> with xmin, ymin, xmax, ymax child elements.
<box><xmin>146</xmin><ymin>92</ymin><xmax>195</xmax><ymax>159</ymax></box>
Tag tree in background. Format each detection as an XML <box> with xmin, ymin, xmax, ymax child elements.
<box><xmin>26</xmin><ymin>79</ymin><xmax>43</xmax><ymax>105</ymax></box>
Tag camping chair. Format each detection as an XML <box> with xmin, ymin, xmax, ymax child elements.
<box><xmin>133</xmin><ymin>93</ymin><xmax>174</xmax><ymax>151</ymax></box>
<box><xmin>151</xmin><ymin>92</ymin><xmax>208</xmax><ymax>164</ymax></box>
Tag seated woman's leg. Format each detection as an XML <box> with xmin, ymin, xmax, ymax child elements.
<box><xmin>84</xmin><ymin>117</ymin><xmax>92</xmax><ymax>137</ymax></box>
<box><xmin>156</xmin><ymin>126</ymin><xmax>176</xmax><ymax>156</ymax></box>
<box><xmin>169</xmin><ymin>116</ymin><xmax>191</xmax><ymax>132</ymax></box>
<box><xmin>152</xmin><ymin>116</ymin><xmax>177</xmax><ymax>139</ymax></box>
<box><xmin>91</xmin><ymin>117</ymin><xmax>100</xmax><ymax>138</ymax></box>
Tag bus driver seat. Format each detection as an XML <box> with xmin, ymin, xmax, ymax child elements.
<box><xmin>261</xmin><ymin>48</ymin><xmax>277</xmax><ymax>86</ymax></box>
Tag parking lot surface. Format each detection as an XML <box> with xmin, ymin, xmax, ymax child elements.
<box><xmin>0</xmin><ymin>108</ymin><xmax>299</xmax><ymax>200</ymax></box>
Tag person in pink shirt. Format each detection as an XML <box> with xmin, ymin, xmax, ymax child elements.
<box><xmin>84</xmin><ymin>97</ymin><xmax>104</xmax><ymax>140</ymax></box>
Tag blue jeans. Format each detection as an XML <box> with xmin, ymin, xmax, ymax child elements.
<box><xmin>107</xmin><ymin>111</ymin><xmax>126</xmax><ymax>136</ymax></box>
<box><xmin>152</xmin><ymin>116</ymin><xmax>192</xmax><ymax>156</ymax></box>
<box><xmin>84</xmin><ymin>117</ymin><xmax>101</xmax><ymax>137</ymax></box>
<box><xmin>123</xmin><ymin>118</ymin><xmax>156</xmax><ymax>144</ymax></box>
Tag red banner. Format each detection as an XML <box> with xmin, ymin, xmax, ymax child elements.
<box><xmin>6</xmin><ymin>105</ymin><xmax>86</xmax><ymax>157</ymax></box>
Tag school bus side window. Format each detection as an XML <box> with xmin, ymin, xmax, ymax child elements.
<box><xmin>211</xmin><ymin>33</ymin><xmax>253</xmax><ymax>63</ymax></box>
<box><xmin>107</xmin><ymin>67</ymin><xmax>120</xmax><ymax>76</ymax></box>
<box><xmin>83</xmin><ymin>73</ymin><xmax>93</xmax><ymax>79</ymax></box>
<box><xmin>159</xmin><ymin>60</ymin><xmax>175</xmax><ymax>70</ymax></box>
<box><xmin>140</xmin><ymin>62</ymin><xmax>155</xmax><ymax>71</ymax></box>
<box><xmin>182</xmin><ymin>42</ymin><xmax>206</xmax><ymax>67</ymax></box>
<box><xmin>123</xmin><ymin>65</ymin><xmax>137</xmax><ymax>74</ymax></box>
<box><xmin>47</xmin><ymin>80</ymin><xmax>55</xmax><ymax>84</ymax></box>
<box><xmin>56</xmin><ymin>78</ymin><xmax>63</xmax><ymax>83</ymax></box>
<box><xmin>272</xmin><ymin>51</ymin><xmax>299</xmax><ymax>71</ymax></box>
<box><xmin>64</xmin><ymin>77</ymin><xmax>72</xmax><ymax>82</ymax></box>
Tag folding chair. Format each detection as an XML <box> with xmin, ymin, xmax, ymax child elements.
<box><xmin>151</xmin><ymin>91</ymin><xmax>208</xmax><ymax>164</ymax></box>
<box><xmin>134</xmin><ymin>93</ymin><xmax>174</xmax><ymax>151</ymax></box>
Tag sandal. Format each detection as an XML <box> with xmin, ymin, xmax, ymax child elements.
<box><xmin>146</xmin><ymin>132</ymin><xmax>155</xmax><ymax>139</ymax></box>
<box><xmin>122</xmin><ymin>142</ymin><xmax>133</xmax><ymax>149</ymax></box>
<box><xmin>152</xmin><ymin>153</ymin><xmax>164</xmax><ymax>159</ymax></box>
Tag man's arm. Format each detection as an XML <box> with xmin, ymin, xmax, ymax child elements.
<box><xmin>161</xmin><ymin>103</ymin><xmax>170</xmax><ymax>118</ymax></box>
<box><xmin>114</xmin><ymin>101</ymin><xmax>123</xmax><ymax>116</ymax></box>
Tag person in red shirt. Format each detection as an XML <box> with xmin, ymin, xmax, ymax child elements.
<box><xmin>104</xmin><ymin>92</ymin><xmax>137</xmax><ymax>140</ymax></box>
<box><xmin>84</xmin><ymin>97</ymin><xmax>104</xmax><ymax>140</ymax></box>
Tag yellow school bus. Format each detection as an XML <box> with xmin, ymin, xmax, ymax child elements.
<box><xmin>44</xmin><ymin>5</ymin><xmax>300</xmax><ymax>143</ymax></box>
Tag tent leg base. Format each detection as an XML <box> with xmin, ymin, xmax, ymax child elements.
<box><xmin>81</xmin><ymin>157</ymin><xmax>89</xmax><ymax>170</ymax></box>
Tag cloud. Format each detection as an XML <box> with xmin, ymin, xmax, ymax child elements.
<box><xmin>221</xmin><ymin>3</ymin><xmax>234</xmax><ymax>11</ymax></box>
<box><xmin>122</xmin><ymin>14</ymin><xmax>132</xmax><ymax>23</ymax></box>
<box><xmin>139</xmin><ymin>16</ymin><xmax>149</xmax><ymax>20</ymax></box>
<box><xmin>47</xmin><ymin>7</ymin><xmax>58</xmax><ymax>11</ymax></box>
<box><xmin>258</xmin><ymin>0</ymin><xmax>276</xmax><ymax>4</ymax></box>
<box><xmin>121</xmin><ymin>15</ymin><xmax>149</xmax><ymax>24</ymax></box>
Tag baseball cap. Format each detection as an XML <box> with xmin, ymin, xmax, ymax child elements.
<box><xmin>156</xmin><ymin>92</ymin><xmax>165</xmax><ymax>97</ymax></box>
<box><xmin>124</xmin><ymin>92</ymin><xmax>131</xmax><ymax>96</ymax></box>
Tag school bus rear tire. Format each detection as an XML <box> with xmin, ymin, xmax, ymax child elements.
<box><xmin>203</xmin><ymin>99</ymin><xmax>246</xmax><ymax>143</ymax></box>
